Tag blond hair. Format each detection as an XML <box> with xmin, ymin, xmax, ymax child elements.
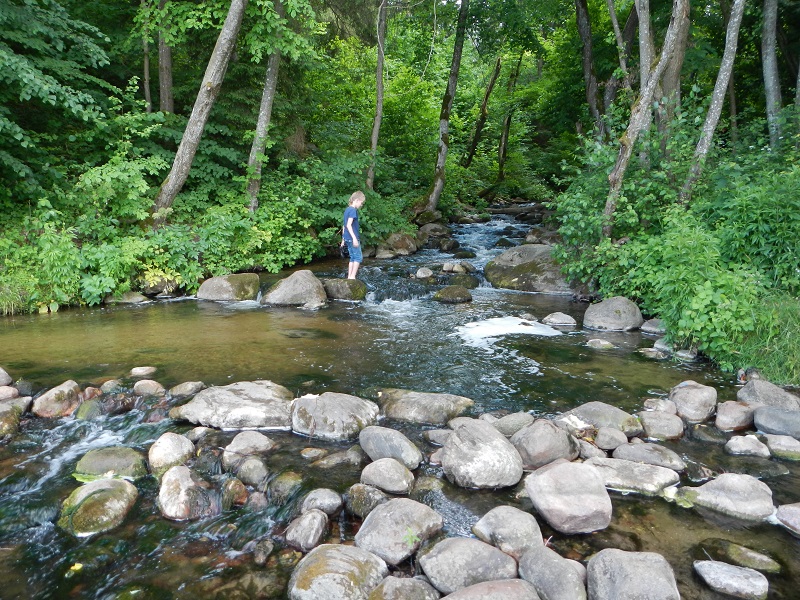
<box><xmin>348</xmin><ymin>190</ymin><xmax>366</xmax><ymax>206</ymax></box>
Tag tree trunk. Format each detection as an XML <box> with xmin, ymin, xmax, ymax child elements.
<box><xmin>720</xmin><ymin>0</ymin><xmax>738</xmax><ymax>148</ymax></box>
<box><xmin>153</xmin><ymin>0</ymin><xmax>248</xmax><ymax>221</ymax></box>
<box><xmin>679</xmin><ymin>0</ymin><xmax>745</xmax><ymax>203</ymax></box>
<box><xmin>635</xmin><ymin>0</ymin><xmax>657</xmax><ymax>168</ymax></box>
<box><xmin>142</xmin><ymin>0</ymin><xmax>152</xmax><ymax>113</ymax></box>
<box><xmin>604</xmin><ymin>5</ymin><xmax>638</xmax><ymax>113</ymax></box>
<box><xmin>366</xmin><ymin>0</ymin><xmax>387</xmax><ymax>191</ymax></box>
<box><xmin>607</xmin><ymin>0</ymin><xmax>631</xmax><ymax>88</ymax></box>
<box><xmin>422</xmin><ymin>0</ymin><xmax>469</xmax><ymax>215</ymax></box>
<box><xmin>602</xmin><ymin>0</ymin><xmax>689</xmax><ymax>239</ymax></box>
<box><xmin>762</xmin><ymin>0</ymin><xmax>782</xmax><ymax>149</ymax></box>
<box><xmin>576</xmin><ymin>0</ymin><xmax>604</xmax><ymax>138</ymax></box>
<box><xmin>796</xmin><ymin>58</ymin><xmax>800</xmax><ymax>148</ymax></box>
<box><xmin>462</xmin><ymin>55</ymin><xmax>502</xmax><ymax>168</ymax></box>
<box><xmin>497</xmin><ymin>52</ymin><xmax>523</xmax><ymax>183</ymax></box>
<box><xmin>246</xmin><ymin>0</ymin><xmax>284</xmax><ymax>212</ymax></box>
<box><xmin>660</xmin><ymin>2</ymin><xmax>690</xmax><ymax>121</ymax></box>
<box><xmin>158</xmin><ymin>0</ymin><xmax>174</xmax><ymax>113</ymax></box>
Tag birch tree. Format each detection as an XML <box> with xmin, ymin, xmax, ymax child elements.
<box><xmin>762</xmin><ymin>0</ymin><xmax>782</xmax><ymax>149</ymax></box>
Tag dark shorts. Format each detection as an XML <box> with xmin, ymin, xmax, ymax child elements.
<box><xmin>346</xmin><ymin>240</ymin><xmax>363</xmax><ymax>262</ymax></box>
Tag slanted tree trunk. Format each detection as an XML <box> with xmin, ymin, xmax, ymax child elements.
<box><xmin>635</xmin><ymin>0</ymin><xmax>658</xmax><ymax>168</ymax></box>
<box><xmin>604</xmin><ymin>5</ymin><xmax>638</xmax><ymax>113</ymax></box>
<box><xmin>762</xmin><ymin>0</ymin><xmax>782</xmax><ymax>149</ymax></box>
<box><xmin>679</xmin><ymin>0</ymin><xmax>745</xmax><ymax>203</ymax></box>
<box><xmin>720</xmin><ymin>0</ymin><xmax>739</xmax><ymax>148</ymax></box>
<box><xmin>497</xmin><ymin>52</ymin><xmax>523</xmax><ymax>182</ymax></box>
<box><xmin>366</xmin><ymin>0</ymin><xmax>388</xmax><ymax>191</ymax></box>
<box><xmin>422</xmin><ymin>0</ymin><xmax>469</xmax><ymax>215</ymax></box>
<box><xmin>158</xmin><ymin>0</ymin><xmax>174</xmax><ymax>113</ymax></box>
<box><xmin>602</xmin><ymin>0</ymin><xmax>689</xmax><ymax>239</ymax></box>
<box><xmin>246</xmin><ymin>0</ymin><xmax>284</xmax><ymax>212</ymax></box>
<box><xmin>462</xmin><ymin>55</ymin><xmax>502</xmax><ymax>168</ymax></box>
<box><xmin>142</xmin><ymin>0</ymin><xmax>152</xmax><ymax>113</ymax></box>
<box><xmin>153</xmin><ymin>0</ymin><xmax>248</xmax><ymax>222</ymax></box>
<box><xmin>576</xmin><ymin>0</ymin><xmax>604</xmax><ymax>138</ymax></box>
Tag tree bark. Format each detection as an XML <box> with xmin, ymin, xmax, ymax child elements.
<box><xmin>604</xmin><ymin>5</ymin><xmax>638</xmax><ymax>113</ymax></box>
<box><xmin>158</xmin><ymin>0</ymin><xmax>174</xmax><ymax>113</ymax></box>
<box><xmin>679</xmin><ymin>0</ymin><xmax>745</xmax><ymax>203</ymax></box>
<box><xmin>602</xmin><ymin>0</ymin><xmax>689</xmax><ymax>239</ymax></box>
<box><xmin>607</xmin><ymin>0</ymin><xmax>631</xmax><ymax>88</ymax></box>
<box><xmin>153</xmin><ymin>0</ymin><xmax>248</xmax><ymax>221</ymax></box>
<box><xmin>246</xmin><ymin>0</ymin><xmax>284</xmax><ymax>212</ymax></box>
<box><xmin>422</xmin><ymin>0</ymin><xmax>469</xmax><ymax>214</ymax></box>
<box><xmin>720</xmin><ymin>0</ymin><xmax>738</xmax><ymax>148</ymax></box>
<box><xmin>762</xmin><ymin>0</ymin><xmax>782</xmax><ymax>149</ymax></box>
<box><xmin>660</xmin><ymin>1</ymin><xmax>690</xmax><ymax>121</ymax></box>
<box><xmin>366</xmin><ymin>0</ymin><xmax>387</xmax><ymax>191</ymax></box>
<box><xmin>497</xmin><ymin>52</ymin><xmax>523</xmax><ymax>183</ymax></box>
<box><xmin>576</xmin><ymin>0</ymin><xmax>604</xmax><ymax>138</ymax></box>
<box><xmin>462</xmin><ymin>55</ymin><xmax>502</xmax><ymax>168</ymax></box>
<box><xmin>635</xmin><ymin>0</ymin><xmax>657</xmax><ymax>168</ymax></box>
<box><xmin>142</xmin><ymin>0</ymin><xmax>152</xmax><ymax>113</ymax></box>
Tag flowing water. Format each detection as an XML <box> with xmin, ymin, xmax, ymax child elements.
<box><xmin>0</xmin><ymin>216</ymin><xmax>798</xmax><ymax>598</ymax></box>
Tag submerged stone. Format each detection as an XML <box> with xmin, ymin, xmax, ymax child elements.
<box><xmin>74</xmin><ymin>447</ymin><xmax>148</xmax><ymax>482</ymax></box>
<box><xmin>694</xmin><ymin>560</ymin><xmax>768</xmax><ymax>600</ymax></box>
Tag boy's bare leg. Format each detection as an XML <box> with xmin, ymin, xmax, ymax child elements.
<box><xmin>348</xmin><ymin>261</ymin><xmax>361</xmax><ymax>279</ymax></box>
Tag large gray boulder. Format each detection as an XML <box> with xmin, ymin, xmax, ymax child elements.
<box><xmin>301</xmin><ymin>488</ymin><xmax>343</xmax><ymax>516</ymax></box>
<box><xmin>31</xmin><ymin>380</ymin><xmax>82</xmax><ymax>418</ymax></box>
<box><xmin>587</xmin><ymin>549</ymin><xmax>679</xmax><ymax>600</ymax></box>
<box><xmin>368</xmin><ymin>576</ymin><xmax>441</xmax><ymax>600</ymax></box>
<box><xmin>524</xmin><ymin>461</ymin><xmax>612</xmax><ymax>534</ymax></box>
<box><xmin>444</xmin><ymin>580</ymin><xmax>541</xmax><ymax>600</ymax></box>
<box><xmin>222</xmin><ymin>431</ymin><xmax>276</xmax><ymax>471</ymax></box>
<box><xmin>511</xmin><ymin>419</ymin><xmax>580</xmax><ymax>469</ymax></box>
<box><xmin>148</xmin><ymin>432</ymin><xmax>195</xmax><ymax>479</ymax></box>
<box><xmin>637</xmin><ymin>411</ymin><xmax>684</xmax><ymax>441</ymax></box>
<box><xmin>678</xmin><ymin>473</ymin><xmax>774</xmax><ymax>521</ymax></box>
<box><xmin>737</xmin><ymin>379</ymin><xmax>800</xmax><ymax>411</ymax></box>
<box><xmin>261</xmin><ymin>270</ymin><xmax>327</xmax><ymax>308</ymax></box>
<box><xmin>354</xmin><ymin>498</ymin><xmax>443</xmax><ymax>565</ymax></box>
<box><xmin>359</xmin><ymin>426</ymin><xmax>422</xmax><ymax>469</ymax></box>
<box><xmin>611</xmin><ymin>442</ymin><xmax>686</xmax><ymax>472</ymax></box>
<box><xmin>582</xmin><ymin>297</ymin><xmax>643</xmax><ymax>331</ymax></box>
<box><xmin>376</xmin><ymin>389</ymin><xmax>474</xmax><ymax>425</ymax></box>
<box><xmin>285</xmin><ymin>509</ymin><xmax>329</xmax><ymax>552</ymax></box>
<box><xmin>493</xmin><ymin>412</ymin><xmax>535</xmax><ymax>437</ymax></box>
<box><xmin>288</xmin><ymin>544</ymin><xmax>388</xmax><ymax>600</ymax></box>
<box><xmin>196</xmin><ymin>273</ymin><xmax>260</xmax><ymax>301</ymax></box>
<box><xmin>346</xmin><ymin>483</ymin><xmax>389</xmax><ymax>519</ymax></box>
<box><xmin>361</xmin><ymin>458</ymin><xmax>414</xmax><ymax>494</ymax></box>
<box><xmin>715</xmin><ymin>401</ymin><xmax>755</xmax><ymax>431</ymax></box>
<box><xmin>293</xmin><ymin>392</ymin><xmax>379</xmax><ymax>441</ymax></box>
<box><xmin>668</xmin><ymin>380</ymin><xmax>717</xmax><ymax>423</ymax></box>
<box><xmin>725</xmin><ymin>435</ymin><xmax>770</xmax><ymax>458</ymax></box>
<box><xmin>763</xmin><ymin>434</ymin><xmax>800</xmax><ymax>460</ymax></box>
<box><xmin>440</xmin><ymin>419</ymin><xmax>523</xmax><ymax>489</ymax></box>
<box><xmin>57</xmin><ymin>478</ymin><xmax>138</xmax><ymax>537</ymax></box>
<box><xmin>472</xmin><ymin>505</ymin><xmax>543</xmax><ymax>560</ymax></box>
<box><xmin>169</xmin><ymin>380</ymin><xmax>294</xmax><ymax>430</ymax></box>
<box><xmin>74</xmin><ymin>447</ymin><xmax>148</xmax><ymax>482</ymax></box>
<box><xmin>518</xmin><ymin>544</ymin><xmax>587</xmax><ymax>600</ymax></box>
<box><xmin>321</xmin><ymin>278</ymin><xmax>368</xmax><ymax>301</ymax></box>
<box><xmin>693</xmin><ymin>561</ymin><xmax>768</xmax><ymax>600</ymax></box>
<box><xmin>419</xmin><ymin>537</ymin><xmax>518</xmax><ymax>595</ymax></box>
<box><xmin>484</xmin><ymin>244</ymin><xmax>573</xmax><ymax>294</ymax></box>
<box><xmin>157</xmin><ymin>465</ymin><xmax>221</xmax><ymax>521</ymax></box>
<box><xmin>753</xmin><ymin>406</ymin><xmax>800</xmax><ymax>438</ymax></box>
<box><xmin>555</xmin><ymin>401</ymin><xmax>643</xmax><ymax>437</ymax></box>
<box><xmin>585</xmin><ymin>457</ymin><xmax>680</xmax><ymax>496</ymax></box>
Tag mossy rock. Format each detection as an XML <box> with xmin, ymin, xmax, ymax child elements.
<box><xmin>453</xmin><ymin>250</ymin><xmax>477</xmax><ymax>259</ymax></box>
<box><xmin>197</xmin><ymin>273</ymin><xmax>260</xmax><ymax>301</ymax></box>
<box><xmin>268</xmin><ymin>471</ymin><xmax>305</xmax><ymax>506</ymax></box>
<box><xmin>58</xmin><ymin>478</ymin><xmax>138</xmax><ymax>537</ymax></box>
<box><xmin>74</xmin><ymin>446</ymin><xmax>149</xmax><ymax>482</ymax></box>
<box><xmin>321</xmin><ymin>278</ymin><xmax>368</xmax><ymax>301</ymax></box>
<box><xmin>484</xmin><ymin>244</ymin><xmax>573</xmax><ymax>294</ymax></box>
<box><xmin>448</xmin><ymin>274</ymin><xmax>480</xmax><ymax>289</ymax></box>
<box><xmin>433</xmin><ymin>286</ymin><xmax>472</xmax><ymax>304</ymax></box>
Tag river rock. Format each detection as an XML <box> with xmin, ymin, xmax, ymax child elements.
<box><xmin>321</xmin><ymin>278</ymin><xmax>368</xmax><ymax>301</ymax></box>
<box><xmin>301</xmin><ymin>488</ymin><xmax>343</xmax><ymax>515</ymax></box>
<box><xmin>694</xmin><ymin>561</ymin><xmax>768</xmax><ymax>600</ymax></box>
<box><xmin>169</xmin><ymin>380</ymin><xmax>294</xmax><ymax>430</ymax></box>
<box><xmin>267</xmin><ymin>470</ymin><xmax>304</xmax><ymax>505</ymax></box>
<box><xmin>368</xmin><ymin>576</ymin><xmax>441</xmax><ymax>600</ymax></box>
<box><xmin>444</xmin><ymin>580</ymin><xmax>540</xmax><ymax>600</ymax></box>
<box><xmin>775</xmin><ymin>503</ymin><xmax>800</xmax><ymax>536</ymax></box>
<box><xmin>197</xmin><ymin>273</ymin><xmax>260</xmax><ymax>301</ymax></box>
<box><xmin>354</xmin><ymin>498</ymin><xmax>443</xmax><ymax>565</ymax></box>
<box><xmin>311</xmin><ymin>446</ymin><xmax>366</xmax><ymax>469</ymax></box>
<box><xmin>518</xmin><ymin>544</ymin><xmax>587</xmax><ymax>600</ymax></box>
<box><xmin>74</xmin><ymin>446</ymin><xmax>148</xmax><ymax>482</ymax></box>
<box><xmin>484</xmin><ymin>244</ymin><xmax>573</xmax><ymax>294</ymax></box>
<box><xmin>641</xmin><ymin>318</ymin><xmax>666</xmax><ymax>334</ymax></box>
<box><xmin>582</xmin><ymin>296</ymin><xmax>643</xmax><ymax>331</ymax></box>
<box><xmin>636</xmin><ymin>411</ymin><xmax>684</xmax><ymax>440</ymax></box>
<box><xmin>148</xmin><ymin>432</ymin><xmax>195</xmax><ymax>479</ymax></box>
<box><xmin>737</xmin><ymin>379</ymin><xmax>800</xmax><ymax>411</ymax></box>
<box><xmin>612</xmin><ymin>442</ymin><xmax>686</xmax><ymax>472</ymax></box>
<box><xmin>415</xmin><ymin>267</ymin><xmax>434</xmax><ymax>279</ymax></box>
<box><xmin>585</xmin><ymin>457</ymin><xmax>680</xmax><ymax>496</ymax></box>
<box><xmin>222</xmin><ymin>478</ymin><xmax>248</xmax><ymax>508</ymax></box>
<box><xmin>361</xmin><ymin>458</ymin><xmax>414</xmax><ymax>494</ymax></box>
<box><xmin>763</xmin><ymin>434</ymin><xmax>800</xmax><ymax>460</ymax></box>
<box><xmin>0</xmin><ymin>386</ymin><xmax>19</xmax><ymax>401</ymax></box>
<box><xmin>169</xmin><ymin>381</ymin><xmax>206</xmax><ymax>398</ymax></box>
<box><xmin>419</xmin><ymin>537</ymin><xmax>518</xmax><ymax>594</ymax></box>
<box><xmin>432</xmin><ymin>285</ymin><xmax>472</xmax><ymax>304</ymax></box>
<box><xmin>542</xmin><ymin>312</ymin><xmax>577</xmax><ymax>326</ymax></box>
<box><xmin>0</xmin><ymin>400</ymin><xmax>24</xmax><ymax>436</ymax></box>
<box><xmin>346</xmin><ymin>483</ymin><xmax>389</xmax><ymax>518</ymax></box>
<box><xmin>359</xmin><ymin>426</ymin><xmax>422</xmax><ymax>469</ymax></box>
<box><xmin>715</xmin><ymin>401</ymin><xmax>755</xmax><ymax>431</ymax></box>
<box><xmin>725</xmin><ymin>435</ymin><xmax>771</xmax><ymax>458</ymax></box>
<box><xmin>222</xmin><ymin>431</ymin><xmax>276</xmax><ymax>471</ymax></box>
<box><xmin>668</xmin><ymin>380</ymin><xmax>717</xmax><ymax>423</ymax></box>
<box><xmin>449</xmin><ymin>273</ymin><xmax>480</xmax><ymax>288</ymax></box>
<box><xmin>524</xmin><ymin>461</ymin><xmax>612</xmax><ymax>534</ymax></box>
<box><xmin>261</xmin><ymin>270</ymin><xmax>327</xmax><ymax>308</ymax></box>
<box><xmin>423</xmin><ymin>429</ymin><xmax>451</xmax><ymax>446</ymax></box>
<box><xmin>133</xmin><ymin>379</ymin><xmax>165</xmax><ymax>396</ymax></box>
<box><xmin>594</xmin><ymin>427</ymin><xmax>628</xmax><ymax>450</ymax></box>
<box><xmin>472</xmin><ymin>505</ymin><xmax>543</xmax><ymax>560</ymax></box>
<box><xmin>100</xmin><ymin>379</ymin><xmax>123</xmax><ymax>393</ymax></box>
<box><xmin>377</xmin><ymin>388</ymin><xmax>474</xmax><ymax>425</ymax></box>
<box><xmin>555</xmin><ymin>401</ymin><xmax>643</xmax><ymax>437</ymax></box>
<box><xmin>293</xmin><ymin>392</ymin><xmax>379</xmax><ymax>441</ymax></box>
<box><xmin>31</xmin><ymin>380</ymin><xmax>82</xmax><ymax>418</ymax></box>
<box><xmin>753</xmin><ymin>405</ymin><xmax>800</xmax><ymax>438</ymax></box>
<box><xmin>288</xmin><ymin>544</ymin><xmax>388</xmax><ymax>600</ymax></box>
<box><xmin>511</xmin><ymin>419</ymin><xmax>579</xmax><ymax>469</ymax></box>
<box><xmin>0</xmin><ymin>367</ymin><xmax>12</xmax><ymax>386</ymax></box>
<box><xmin>285</xmin><ymin>509</ymin><xmax>329</xmax><ymax>552</ymax></box>
<box><xmin>643</xmin><ymin>398</ymin><xmax>678</xmax><ymax>414</ymax></box>
<box><xmin>157</xmin><ymin>465</ymin><xmax>221</xmax><ymax>520</ymax></box>
<box><xmin>441</xmin><ymin>419</ymin><xmax>523</xmax><ymax>488</ymax></box>
<box><xmin>57</xmin><ymin>478</ymin><xmax>138</xmax><ymax>537</ymax></box>
<box><xmin>578</xmin><ymin>439</ymin><xmax>607</xmax><ymax>459</ymax></box>
<box><xmin>587</xmin><ymin>549</ymin><xmax>679</xmax><ymax>600</ymax></box>
<box><xmin>696</xmin><ymin>539</ymin><xmax>781</xmax><ymax>573</ymax></box>
<box><xmin>678</xmin><ymin>473</ymin><xmax>774</xmax><ymax>521</ymax></box>
<box><xmin>492</xmin><ymin>412</ymin><xmax>535</xmax><ymax>437</ymax></box>
<box><xmin>236</xmin><ymin>459</ymin><xmax>270</xmax><ymax>492</ymax></box>
<box><xmin>587</xmin><ymin>338</ymin><xmax>616</xmax><ymax>349</ymax></box>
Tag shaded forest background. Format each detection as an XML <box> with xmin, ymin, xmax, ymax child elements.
<box><xmin>1</xmin><ymin>0</ymin><xmax>799</xmax><ymax>382</ymax></box>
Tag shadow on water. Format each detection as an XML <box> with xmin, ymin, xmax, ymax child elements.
<box><xmin>0</xmin><ymin>215</ymin><xmax>798</xmax><ymax>598</ymax></box>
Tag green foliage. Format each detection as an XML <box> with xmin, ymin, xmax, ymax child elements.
<box><xmin>737</xmin><ymin>293</ymin><xmax>800</xmax><ymax>385</ymax></box>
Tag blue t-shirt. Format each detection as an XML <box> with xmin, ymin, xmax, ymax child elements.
<box><xmin>343</xmin><ymin>206</ymin><xmax>359</xmax><ymax>242</ymax></box>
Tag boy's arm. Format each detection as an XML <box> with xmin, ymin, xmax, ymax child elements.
<box><xmin>346</xmin><ymin>217</ymin><xmax>359</xmax><ymax>246</ymax></box>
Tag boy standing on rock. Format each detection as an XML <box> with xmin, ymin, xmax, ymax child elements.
<box><xmin>342</xmin><ymin>191</ymin><xmax>366</xmax><ymax>280</ymax></box>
